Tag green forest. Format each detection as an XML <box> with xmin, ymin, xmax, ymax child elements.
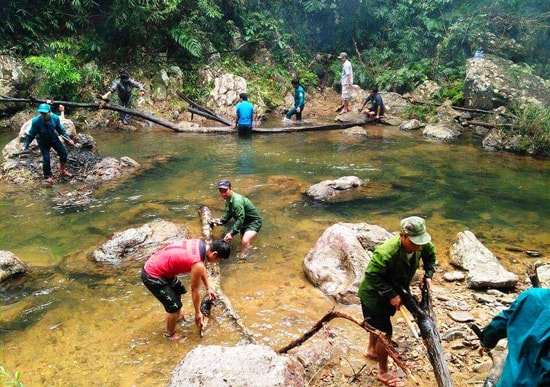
<box><xmin>2</xmin><ymin>0</ymin><xmax>549</xmax><ymax>101</ymax></box>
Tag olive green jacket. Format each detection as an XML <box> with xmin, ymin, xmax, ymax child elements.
<box><xmin>357</xmin><ymin>235</ymin><xmax>436</xmax><ymax>315</ymax></box>
<box><xmin>220</xmin><ymin>192</ymin><xmax>262</xmax><ymax>236</ymax></box>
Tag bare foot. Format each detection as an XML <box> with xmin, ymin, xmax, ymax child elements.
<box><xmin>364</xmin><ymin>352</ymin><xmax>378</xmax><ymax>361</ymax></box>
<box><xmin>377</xmin><ymin>373</ymin><xmax>405</xmax><ymax>387</ymax></box>
<box><xmin>164</xmin><ymin>332</ymin><xmax>186</xmax><ymax>343</ymax></box>
<box><xmin>60</xmin><ymin>170</ymin><xmax>73</xmax><ymax>178</ymax></box>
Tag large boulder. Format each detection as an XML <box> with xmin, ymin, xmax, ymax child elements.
<box><xmin>449</xmin><ymin>231</ymin><xmax>519</xmax><ymax>289</ymax></box>
<box><xmin>204</xmin><ymin>73</ymin><xmax>267</xmax><ymax>120</ymax></box>
<box><xmin>302</xmin><ymin>223</ymin><xmax>394</xmax><ymax>304</ymax></box>
<box><xmin>0</xmin><ymin>251</ymin><xmax>29</xmax><ymax>283</ymax></box>
<box><xmin>168</xmin><ymin>344</ymin><xmax>305</xmax><ymax>387</ymax></box>
<box><xmin>407</xmin><ymin>80</ymin><xmax>442</xmax><ymax>102</ymax></box>
<box><xmin>93</xmin><ymin>219</ymin><xmax>190</xmax><ymax>266</ymax></box>
<box><xmin>0</xmin><ymin>54</ymin><xmax>33</xmax><ymax>116</ymax></box>
<box><xmin>464</xmin><ymin>55</ymin><xmax>550</xmax><ymax>110</ymax></box>
<box><xmin>423</xmin><ymin>123</ymin><xmax>462</xmax><ymax>141</ymax></box>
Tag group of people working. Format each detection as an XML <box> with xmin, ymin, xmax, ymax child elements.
<box><xmin>21</xmin><ymin>66</ymin><xmax>546</xmax><ymax>386</ymax></box>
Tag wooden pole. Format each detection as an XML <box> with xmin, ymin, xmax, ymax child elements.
<box><xmin>197</xmin><ymin>205</ymin><xmax>256</xmax><ymax>343</ymax></box>
<box><xmin>276</xmin><ymin>309</ymin><xmax>421</xmax><ymax>385</ymax></box>
<box><xmin>394</xmin><ymin>280</ymin><xmax>453</xmax><ymax>387</ymax></box>
<box><xmin>0</xmin><ymin>96</ymin><xmax>188</xmax><ymax>132</ymax></box>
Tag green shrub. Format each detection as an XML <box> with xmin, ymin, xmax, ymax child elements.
<box><xmin>0</xmin><ymin>365</ymin><xmax>23</xmax><ymax>387</ymax></box>
<box><xmin>25</xmin><ymin>39</ymin><xmax>104</xmax><ymax>101</ymax></box>
<box><xmin>510</xmin><ymin>103</ymin><xmax>550</xmax><ymax>156</ymax></box>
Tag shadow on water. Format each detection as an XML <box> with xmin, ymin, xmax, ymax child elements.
<box><xmin>0</xmin><ymin>126</ymin><xmax>549</xmax><ymax>385</ymax></box>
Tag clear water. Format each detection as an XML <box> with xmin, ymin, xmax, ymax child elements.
<box><xmin>0</xmin><ymin>123</ymin><xmax>549</xmax><ymax>385</ymax></box>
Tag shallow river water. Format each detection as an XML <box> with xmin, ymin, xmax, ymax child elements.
<box><xmin>0</xmin><ymin>121</ymin><xmax>549</xmax><ymax>386</ymax></box>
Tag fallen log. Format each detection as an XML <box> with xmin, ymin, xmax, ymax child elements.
<box><xmin>394</xmin><ymin>279</ymin><xmax>453</xmax><ymax>387</ymax></box>
<box><xmin>463</xmin><ymin>120</ymin><xmax>514</xmax><ymax>128</ymax></box>
<box><xmin>198</xmin><ymin>205</ymin><xmax>256</xmax><ymax>343</ymax></box>
<box><xmin>177</xmin><ymin>91</ymin><xmax>232</xmax><ymax>126</ymax></box>
<box><xmin>252</xmin><ymin>121</ymin><xmax>366</xmax><ymax>133</ymax></box>
<box><xmin>277</xmin><ymin>309</ymin><xmax>421</xmax><ymax>385</ymax></box>
<box><xmin>0</xmin><ymin>96</ymin><xmax>187</xmax><ymax>132</ymax></box>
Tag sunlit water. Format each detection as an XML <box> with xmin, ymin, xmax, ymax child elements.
<box><xmin>0</xmin><ymin>121</ymin><xmax>549</xmax><ymax>386</ymax></box>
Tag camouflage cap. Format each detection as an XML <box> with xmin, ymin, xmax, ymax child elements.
<box><xmin>400</xmin><ymin>216</ymin><xmax>431</xmax><ymax>245</ymax></box>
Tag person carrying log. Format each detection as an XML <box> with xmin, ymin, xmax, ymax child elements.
<box><xmin>140</xmin><ymin>239</ymin><xmax>231</xmax><ymax>342</ymax></box>
<box><xmin>478</xmin><ymin>287</ymin><xmax>550</xmax><ymax>386</ymax></box>
<box><xmin>22</xmin><ymin>102</ymin><xmax>75</xmax><ymax>184</ymax></box>
<box><xmin>357</xmin><ymin>216</ymin><xmax>436</xmax><ymax>387</ymax></box>
<box><xmin>101</xmin><ymin>71</ymin><xmax>145</xmax><ymax>125</ymax></box>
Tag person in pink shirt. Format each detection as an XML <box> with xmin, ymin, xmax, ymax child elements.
<box><xmin>141</xmin><ymin>238</ymin><xmax>230</xmax><ymax>341</ymax></box>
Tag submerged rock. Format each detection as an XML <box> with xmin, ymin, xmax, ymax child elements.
<box><xmin>305</xmin><ymin>176</ymin><xmax>367</xmax><ymax>203</ymax></box>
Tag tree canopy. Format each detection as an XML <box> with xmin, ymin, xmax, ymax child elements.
<box><xmin>1</xmin><ymin>0</ymin><xmax>549</xmax><ymax>93</ymax></box>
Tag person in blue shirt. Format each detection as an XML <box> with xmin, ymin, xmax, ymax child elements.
<box><xmin>234</xmin><ymin>93</ymin><xmax>254</xmax><ymax>136</ymax></box>
<box><xmin>22</xmin><ymin>103</ymin><xmax>75</xmax><ymax>184</ymax></box>
<box><xmin>480</xmin><ymin>287</ymin><xmax>550</xmax><ymax>387</ymax></box>
<box><xmin>283</xmin><ymin>78</ymin><xmax>305</xmax><ymax>122</ymax></box>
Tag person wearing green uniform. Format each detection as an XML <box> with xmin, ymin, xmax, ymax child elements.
<box><xmin>212</xmin><ymin>179</ymin><xmax>263</xmax><ymax>253</ymax></box>
<box><xmin>479</xmin><ymin>287</ymin><xmax>550</xmax><ymax>387</ymax></box>
<box><xmin>357</xmin><ymin>216</ymin><xmax>436</xmax><ymax>387</ymax></box>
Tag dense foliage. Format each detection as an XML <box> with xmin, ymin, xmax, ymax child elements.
<box><xmin>0</xmin><ymin>0</ymin><xmax>548</xmax><ymax>109</ymax></box>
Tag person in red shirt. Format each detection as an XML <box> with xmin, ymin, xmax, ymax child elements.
<box><xmin>141</xmin><ymin>239</ymin><xmax>230</xmax><ymax>341</ymax></box>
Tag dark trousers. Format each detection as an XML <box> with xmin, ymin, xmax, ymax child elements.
<box><xmin>286</xmin><ymin>105</ymin><xmax>303</xmax><ymax>121</ymax></box>
<box><xmin>38</xmin><ymin>139</ymin><xmax>68</xmax><ymax>179</ymax></box>
<box><xmin>237</xmin><ymin>124</ymin><xmax>253</xmax><ymax>136</ymax></box>
<box><xmin>118</xmin><ymin>95</ymin><xmax>133</xmax><ymax>122</ymax></box>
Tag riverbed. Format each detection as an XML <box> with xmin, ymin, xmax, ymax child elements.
<box><xmin>1</xmin><ymin>120</ymin><xmax>549</xmax><ymax>386</ymax></box>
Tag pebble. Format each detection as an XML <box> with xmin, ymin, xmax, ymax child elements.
<box><xmin>448</xmin><ymin>310</ymin><xmax>475</xmax><ymax>323</ymax></box>
<box><xmin>443</xmin><ymin>271</ymin><xmax>466</xmax><ymax>282</ymax></box>
<box><xmin>472</xmin><ymin>294</ymin><xmax>495</xmax><ymax>304</ymax></box>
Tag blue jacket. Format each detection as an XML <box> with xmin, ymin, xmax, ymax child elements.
<box><xmin>480</xmin><ymin>288</ymin><xmax>550</xmax><ymax>386</ymax></box>
<box><xmin>293</xmin><ymin>85</ymin><xmax>305</xmax><ymax>108</ymax></box>
<box><xmin>23</xmin><ymin>113</ymin><xmax>70</xmax><ymax>148</ymax></box>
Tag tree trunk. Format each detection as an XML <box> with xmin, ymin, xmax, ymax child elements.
<box><xmin>0</xmin><ymin>96</ymin><xmax>188</xmax><ymax>132</ymax></box>
<box><xmin>394</xmin><ymin>280</ymin><xmax>453</xmax><ymax>387</ymax></box>
<box><xmin>197</xmin><ymin>205</ymin><xmax>255</xmax><ymax>343</ymax></box>
<box><xmin>177</xmin><ymin>91</ymin><xmax>232</xmax><ymax>126</ymax></box>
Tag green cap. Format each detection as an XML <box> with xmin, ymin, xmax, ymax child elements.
<box><xmin>401</xmin><ymin>216</ymin><xmax>431</xmax><ymax>245</ymax></box>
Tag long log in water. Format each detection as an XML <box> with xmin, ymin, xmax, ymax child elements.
<box><xmin>1</xmin><ymin>96</ymin><xmax>370</xmax><ymax>133</ymax></box>
<box><xmin>198</xmin><ymin>205</ymin><xmax>256</xmax><ymax>343</ymax></box>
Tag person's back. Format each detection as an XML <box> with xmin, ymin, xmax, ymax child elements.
<box><xmin>481</xmin><ymin>287</ymin><xmax>550</xmax><ymax>386</ymax></box>
<box><xmin>236</xmin><ymin>100</ymin><xmax>254</xmax><ymax>126</ymax></box>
